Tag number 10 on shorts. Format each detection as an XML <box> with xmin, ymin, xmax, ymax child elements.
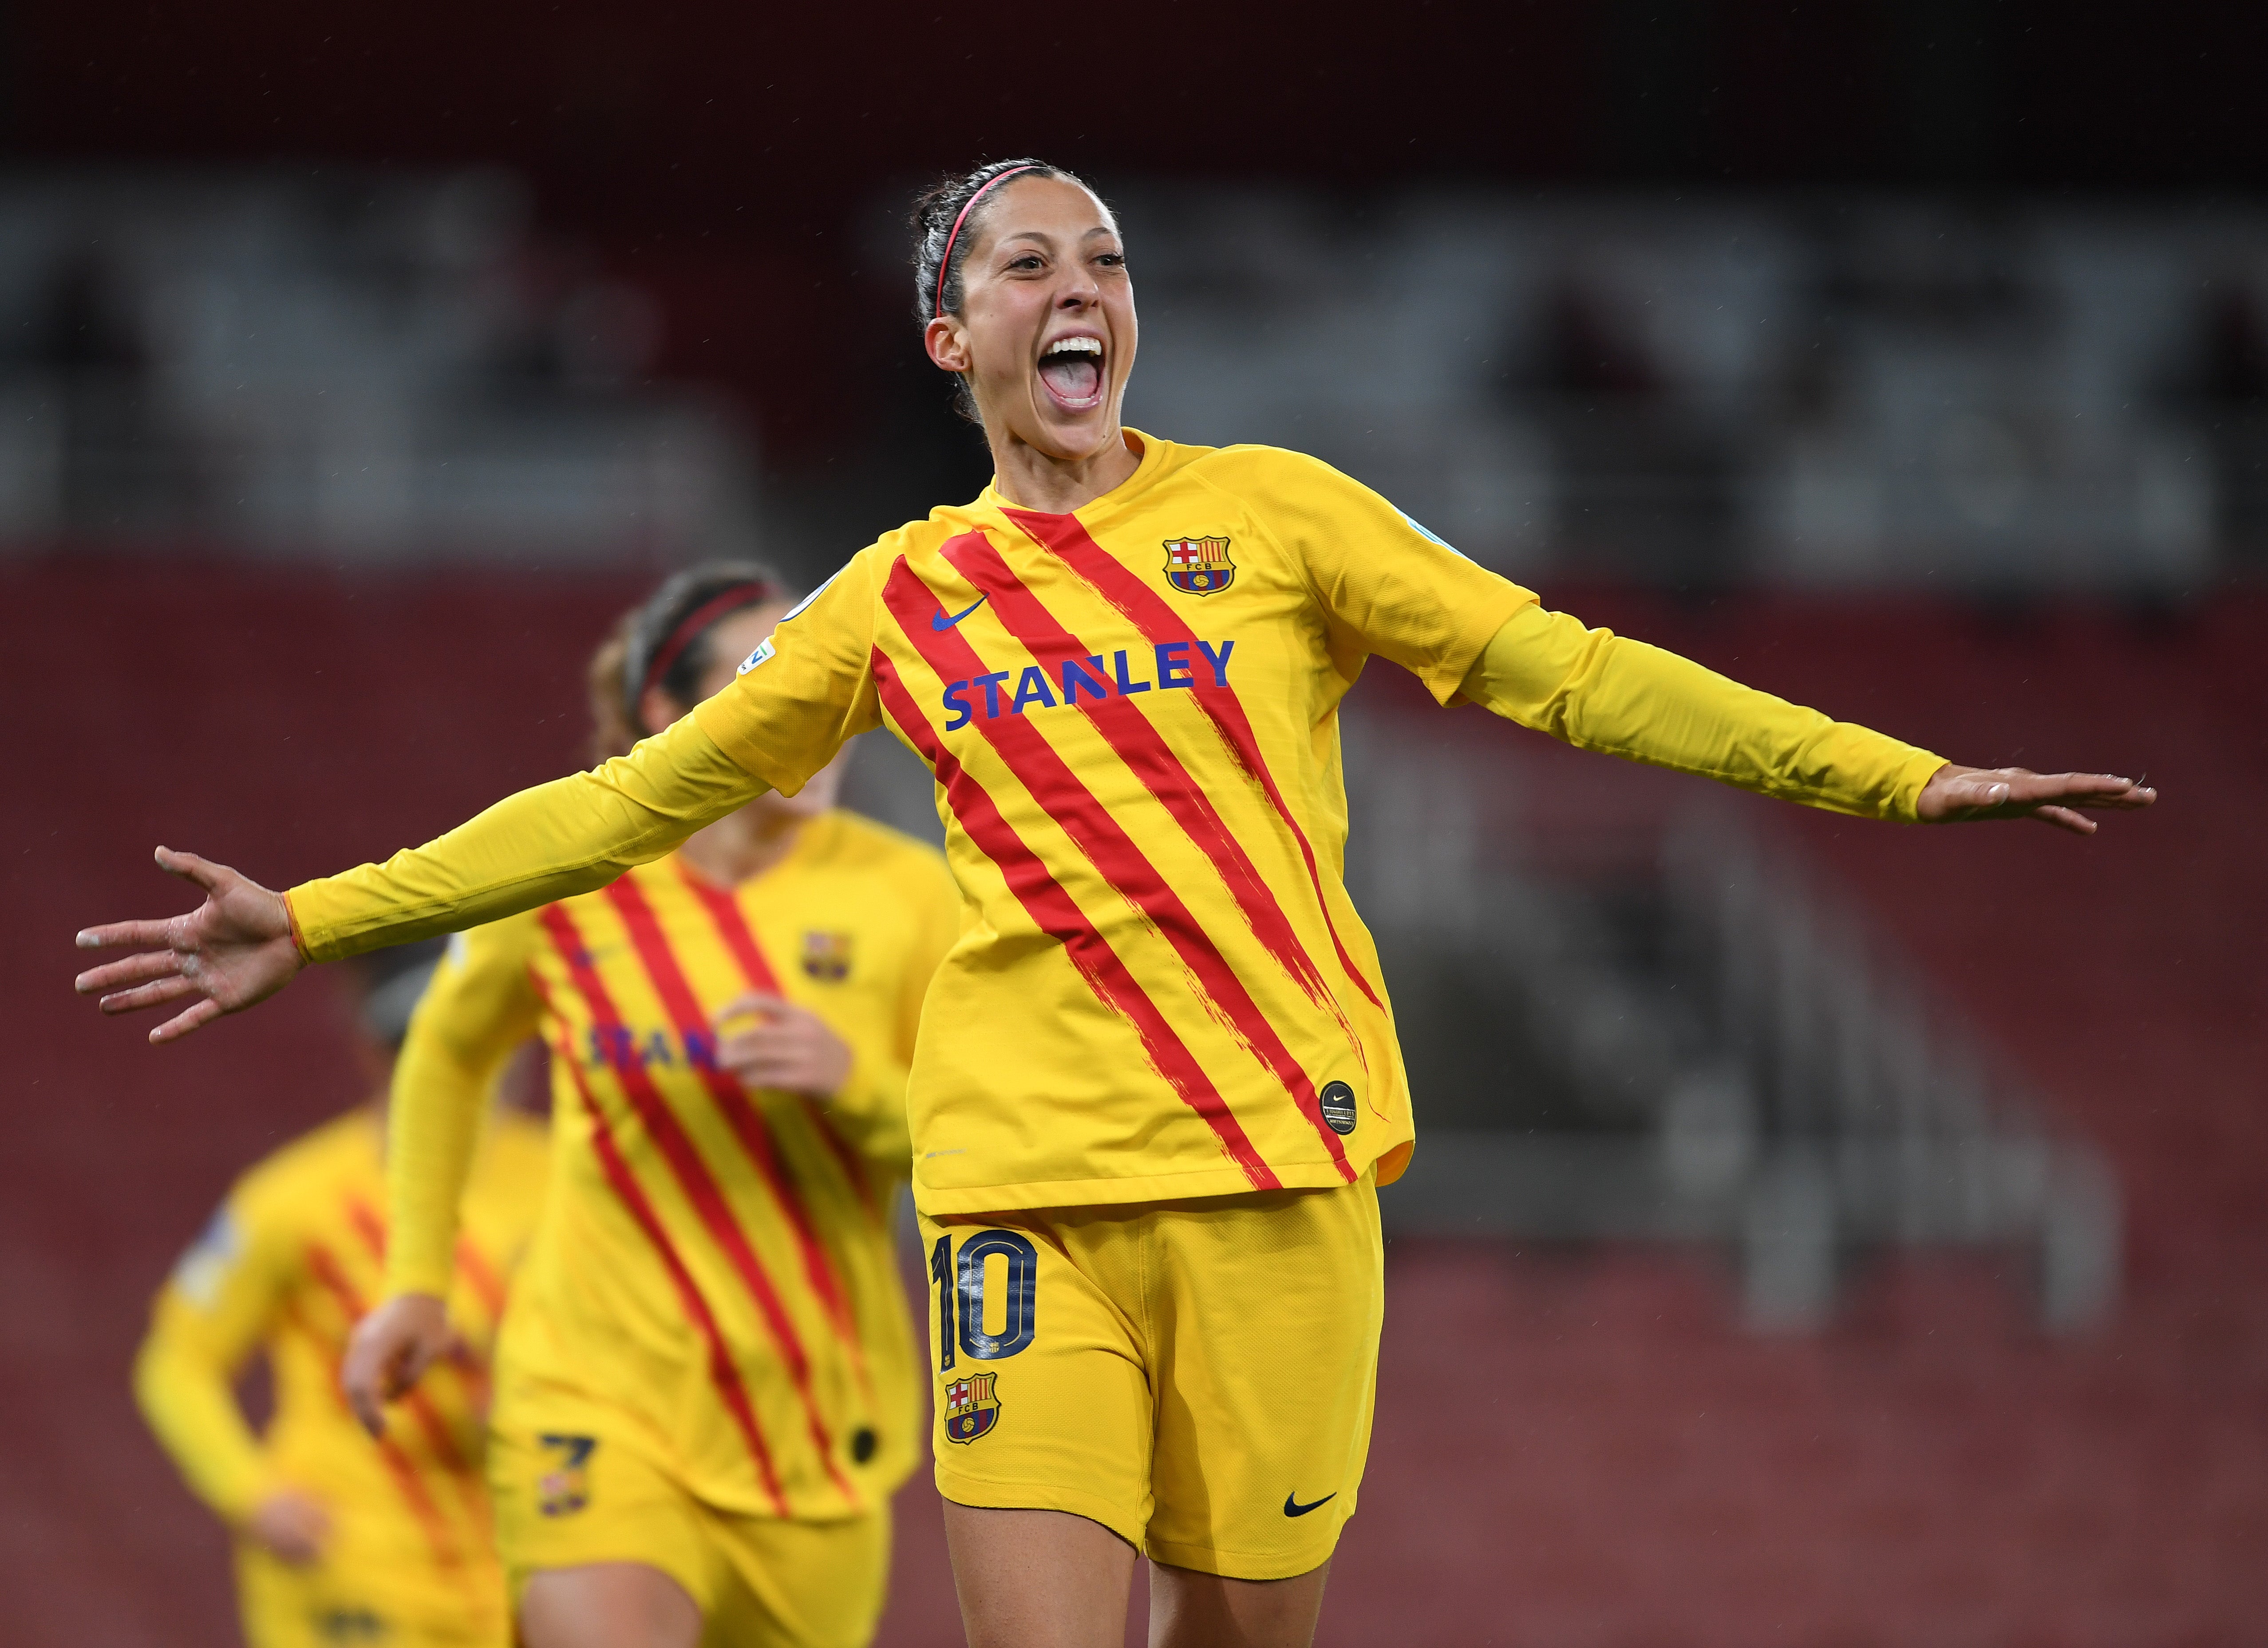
<box><xmin>929</xmin><ymin>1231</ymin><xmax>1037</xmax><ymax>1370</ymax></box>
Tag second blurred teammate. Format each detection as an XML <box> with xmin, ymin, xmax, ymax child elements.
<box><xmin>136</xmin><ymin>944</ymin><xmax>545</xmax><ymax>1648</ymax></box>
<box><xmin>348</xmin><ymin>565</ymin><xmax>960</xmax><ymax>1648</ymax></box>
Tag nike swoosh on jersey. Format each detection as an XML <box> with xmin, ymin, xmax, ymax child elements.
<box><xmin>932</xmin><ymin>594</ymin><xmax>989</xmax><ymax>631</ymax></box>
<box><xmin>1283</xmin><ymin>1491</ymin><xmax>1336</xmax><ymax>1517</ymax></box>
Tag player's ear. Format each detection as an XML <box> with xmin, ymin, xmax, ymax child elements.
<box><xmin>925</xmin><ymin>315</ymin><xmax>971</xmax><ymax>375</ymax></box>
<box><xmin>636</xmin><ymin>683</ymin><xmax>682</xmax><ymax>741</ymax></box>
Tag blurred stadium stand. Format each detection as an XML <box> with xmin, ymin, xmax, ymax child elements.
<box><xmin>0</xmin><ymin>170</ymin><xmax>758</xmax><ymax>563</ymax></box>
<box><xmin>4</xmin><ymin>173</ymin><xmax>2264</xmax><ymax>592</ymax></box>
<box><xmin>7</xmin><ymin>168</ymin><xmax>2264</xmax><ymax>1644</ymax></box>
<box><xmin>1350</xmin><ymin>693</ymin><xmax>2121</xmax><ymax>1335</ymax></box>
<box><xmin>1118</xmin><ymin>187</ymin><xmax>2264</xmax><ymax>591</ymax></box>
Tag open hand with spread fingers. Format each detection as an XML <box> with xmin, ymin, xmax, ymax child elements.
<box><xmin>73</xmin><ymin>847</ymin><xmax>304</xmax><ymax>1043</ymax></box>
<box><xmin>1916</xmin><ymin>764</ymin><xmax>2157</xmax><ymax>834</ymax></box>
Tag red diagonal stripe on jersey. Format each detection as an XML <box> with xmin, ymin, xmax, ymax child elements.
<box><xmin>342</xmin><ymin>1195</ymin><xmax>493</xmax><ymax>1419</ymax></box>
<box><xmin>601</xmin><ymin>874</ymin><xmax>869</xmax><ymax>1391</ymax></box>
<box><xmin>348</xmin><ymin>1115</ymin><xmax>508</xmax><ymax>1324</ymax></box>
<box><xmin>676</xmin><ymin>862</ymin><xmax>879</xmax><ymax>1220</ymax></box>
<box><xmin>941</xmin><ymin>530</ymin><xmax>1361</xmax><ymax>1064</ymax></box>
<box><xmin>446</xmin><ymin>1232</ymin><xmax>504</xmax><ymax>1419</ymax></box>
<box><xmin>883</xmin><ymin>554</ymin><xmax>1352</xmax><ymax>1180</ymax></box>
<box><xmin>526</xmin><ymin>975</ymin><xmax>791</xmax><ymax>1517</ymax></box>
<box><xmin>537</xmin><ymin>903</ymin><xmax>855</xmax><ymax>1501</ymax></box>
<box><xmin>1005</xmin><ymin>507</ymin><xmax>1384</xmax><ymax>1016</ymax></box>
<box><xmin>454</xmin><ymin>1235</ymin><xmax>508</xmax><ymax>1321</ymax></box>
<box><xmin>302</xmin><ymin>1242</ymin><xmax>478</xmax><ymax>1560</ymax></box>
<box><xmin>321</xmin><ymin>1212</ymin><xmax>480</xmax><ymax>1482</ymax></box>
<box><xmin>344</xmin><ymin>1196</ymin><xmax>387</xmax><ymax>1263</ymax></box>
<box><xmin>873</xmin><ymin>700</ymin><xmax>1294</xmax><ymax>1192</ymax></box>
<box><xmin>872</xmin><ymin>649</ymin><xmax>1275</xmax><ymax>1188</ymax></box>
<box><xmin>282</xmin><ymin>1296</ymin><xmax>476</xmax><ymax>1581</ymax></box>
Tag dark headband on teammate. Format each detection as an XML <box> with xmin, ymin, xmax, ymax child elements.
<box><xmin>622</xmin><ymin>574</ymin><xmax>778</xmax><ymax>721</ymax></box>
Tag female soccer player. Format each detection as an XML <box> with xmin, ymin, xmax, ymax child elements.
<box><xmin>134</xmin><ymin>943</ymin><xmax>548</xmax><ymax>1648</ymax></box>
<box><xmin>341</xmin><ymin>567</ymin><xmax>961</xmax><ymax>1648</ymax></box>
<box><xmin>80</xmin><ymin>160</ymin><xmax>2153</xmax><ymax>1648</ymax></box>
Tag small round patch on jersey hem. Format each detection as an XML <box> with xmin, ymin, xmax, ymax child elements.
<box><xmin>1318</xmin><ymin>1081</ymin><xmax>1358</xmax><ymax>1135</ymax></box>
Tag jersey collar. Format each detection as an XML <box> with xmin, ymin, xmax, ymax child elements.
<box><xmin>977</xmin><ymin>428</ymin><xmax>1170</xmax><ymax>531</ymax></box>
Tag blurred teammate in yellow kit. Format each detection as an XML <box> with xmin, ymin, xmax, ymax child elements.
<box><xmin>356</xmin><ymin>567</ymin><xmax>960</xmax><ymax>1648</ymax></box>
<box><xmin>134</xmin><ymin>944</ymin><xmax>548</xmax><ymax>1648</ymax></box>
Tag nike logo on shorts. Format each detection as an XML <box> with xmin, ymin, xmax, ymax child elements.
<box><xmin>932</xmin><ymin>594</ymin><xmax>989</xmax><ymax>631</ymax></box>
<box><xmin>1283</xmin><ymin>1491</ymin><xmax>1336</xmax><ymax>1517</ymax></box>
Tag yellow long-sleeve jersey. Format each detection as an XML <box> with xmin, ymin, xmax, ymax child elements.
<box><xmin>134</xmin><ymin>1106</ymin><xmax>548</xmax><ymax>1636</ymax></box>
<box><xmin>288</xmin><ymin>434</ymin><xmax>1944</xmax><ymax>1220</ymax></box>
<box><xmin>387</xmin><ymin>811</ymin><xmax>959</xmax><ymax>1522</ymax></box>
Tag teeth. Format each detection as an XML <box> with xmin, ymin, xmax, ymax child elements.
<box><xmin>1045</xmin><ymin>337</ymin><xmax>1103</xmax><ymax>357</ymax></box>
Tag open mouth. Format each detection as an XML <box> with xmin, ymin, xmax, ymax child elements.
<box><xmin>1038</xmin><ymin>335</ymin><xmax>1106</xmax><ymax>410</ymax></box>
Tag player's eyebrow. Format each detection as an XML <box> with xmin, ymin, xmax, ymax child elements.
<box><xmin>995</xmin><ymin>225</ymin><xmax>1118</xmax><ymax>249</ymax></box>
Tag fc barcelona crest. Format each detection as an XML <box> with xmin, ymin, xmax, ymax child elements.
<box><xmin>801</xmin><ymin>931</ymin><xmax>853</xmax><ymax>982</ymax></box>
<box><xmin>943</xmin><ymin>1372</ymin><xmax>1001</xmax><ymax>1444</ymax></box>
<box><xmin>1163</xmin><ymin>536</ymin><xmax>1235</xmax><ymax>596</ymax></box>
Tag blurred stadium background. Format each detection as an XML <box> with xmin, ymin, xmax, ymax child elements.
<box><xmin>5</xmin><ymin>2</ymin><xmax>2263</xmax><ymax>1643</ymax></box>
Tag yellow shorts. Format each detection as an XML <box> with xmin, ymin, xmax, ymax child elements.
<box><xmin>236</xmin><ymin>1542</ymin><xmax>507</xmax><ymax>1648</ymax></box>
<box><xmin>917</xmin><ymin>1171</ymin><xmax>1383</xmax><ymax>1581</ymax></box>
<box><xmin>488</xmin><ymin>1399</ymin><xmax>890</xmax><ymax>1648</ymax></box>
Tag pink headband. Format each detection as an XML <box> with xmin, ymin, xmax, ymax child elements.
<box><xmin>935</xmin><ymin>165</ymin><xmax>1039</xmax><ymax>319</ymax></box>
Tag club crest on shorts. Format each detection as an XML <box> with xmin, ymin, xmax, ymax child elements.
<box><xmin>801</xmin><ymin>930</ymin><xmax>853</xmax><ymax>982</ymax></box>
<box><xmin>943</xmin><ymin>1372</ymin><xmax>1001</xmax><ymax>1444</ymax></box>
<box><xmin>1163</xmin><ymin>536</ymin><xmax>1235</xmax><ymax>596</ymax></box>
<box><xmin>536</xmin><ymin>1434</ymin><xmax>596</xmax><ymax>1517</ymax></box>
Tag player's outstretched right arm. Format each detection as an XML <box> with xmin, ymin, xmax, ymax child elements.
<box><xmin>76</xmin><ymin>713</ymin><xmax>767</xmax><ymax>1044</ymax></box>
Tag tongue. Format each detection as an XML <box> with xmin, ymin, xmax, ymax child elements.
<box><xmin>1040</xmin><ymin>356</ymin><xmax>1102</xmax><ymax>402</ymax></box>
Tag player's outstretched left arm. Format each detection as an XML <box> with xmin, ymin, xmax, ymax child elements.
<box><xmin>75</xmin><ymin>848</ymin><xmax>302</xmax><ymax>1044</ymax></box>
<box><xmin>1460</xmin><ymin>603</ymin><xmax>2157</xmax><ymax>833</ymax></box>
